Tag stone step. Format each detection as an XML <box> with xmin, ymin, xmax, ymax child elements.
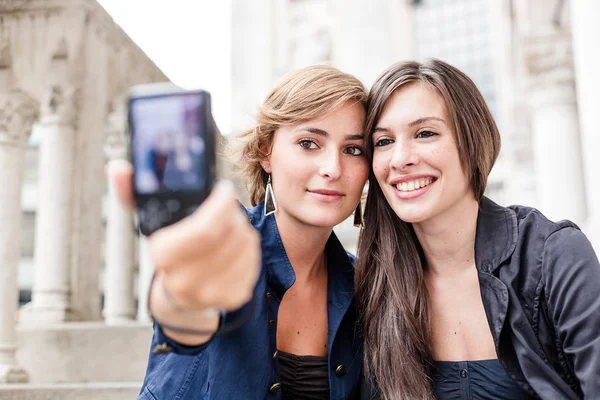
<box><xmin>16</xmin><ymin>322</ymin><xmax>153</xmax><ymax>384</ymax></box>
<box><xmin>0</xmin><ymin>382</ymin><xmax>141</xmax><ymax>400</ymax></box>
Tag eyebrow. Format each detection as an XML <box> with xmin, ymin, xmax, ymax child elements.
<box><xmin>373</xmin><ymin>116</ymin><xmax>446</xmax><ymax>133</ymax></box>
<box><xmin>408</xmin><ymin>116</ymin><xmax>446</xmax><ymax>127</ymax></box>
<box><xmin>297</xmin><ymin>126</ymin><xmax>364</xmax><ymax>141</ymax></box>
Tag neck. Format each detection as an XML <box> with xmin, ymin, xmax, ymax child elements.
<box><xmin>413</xmin><ymin>194</ymin><xmax>480</xmax><ymax>277</ymax></box>
<box><xmin>274</xmin><ymin>212</ymin><xmax>332</xmax><ymax>282</ymax></box>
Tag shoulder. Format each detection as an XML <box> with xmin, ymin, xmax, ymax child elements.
<box><xmin>508</xmin><ymin>204</ymin><xmax>580</xmax><ymax>247</ymax></box>
<box><xmin>507</xmin><ymin>204</ymin><xmax>597</xmax><ymax>272</ymax></box>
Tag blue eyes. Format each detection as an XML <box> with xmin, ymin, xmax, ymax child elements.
<box><xmin>298</xmin><ymin>139</ymin><xmax>364</xmax><ymax>156</ymax></box>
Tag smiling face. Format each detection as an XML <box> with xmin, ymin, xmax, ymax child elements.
<box><xmin>262</xmin><ymin>101</ymin><xmax>369</xmax><ymax>228</ymax></box>
<box><xmin>371</xmin><ymin>82</ymin><xmax>474</xmax><ymax>225</ymax></box>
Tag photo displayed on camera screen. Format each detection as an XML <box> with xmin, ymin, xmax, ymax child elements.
<box><xmin>131</xmin><ymin>94</ymin><xmax>206</xmax><ymax>195</ymax></box>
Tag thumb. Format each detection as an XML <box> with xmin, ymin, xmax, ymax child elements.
<box><xmin>107</xmin><ymin>159</ymin><xmax>136</xmax><ymax>211</ymax></box>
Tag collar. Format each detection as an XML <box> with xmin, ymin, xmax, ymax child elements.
<box><xmin>247</xmin><ymin>202</ymin><xmax>355</xmax><ymax>302</ymax></box>
<box><xmin>475</xmin><ymin>197</ymin><xmax>518</xmax><ymax>274</ymax></box>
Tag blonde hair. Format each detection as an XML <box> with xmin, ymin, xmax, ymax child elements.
<box><xmin>230</xmin><ymin>65</ymin><xmax>367</xmax><ymax>206</ymax></box>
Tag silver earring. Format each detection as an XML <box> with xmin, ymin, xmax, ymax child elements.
<box><xmin>264</xmin><ymin>174</ymin><xmax>277</xmax><ymax>216</ymax></box>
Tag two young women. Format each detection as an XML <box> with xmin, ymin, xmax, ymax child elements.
<box><xmin>112</xmin><ymin>60</ymin><xmax>600</xmax><ymax>399</ymax></box>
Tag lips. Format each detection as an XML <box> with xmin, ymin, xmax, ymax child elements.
<box><xmin>307</xmin><ymin>189</ymin><xmax>345</xmax><ymax>203</ymax></box>
<box><xmin>390</xmin><ymin>176</ymin><xmax>437</xmax><ymax>200</ymax></box>
<box><xmin>395</xmin><ymin>177</ymin><xmax>435</xmax><ymax>192</ymax></box>
<box><xmin>309</xmin><ymin>189</ymin><xmax>344</xmax><ymax>196</ymax></box>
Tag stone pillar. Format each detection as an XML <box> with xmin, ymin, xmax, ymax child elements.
<box><xmin>571</xmin><ymin>0</ymin><xmax>600</xmax><ymax>250</ymax></box>
<box><xmin>522</xmin><ymin>29</ymin><xmax>586</xmax><ymax>224</ymax></box>
<box><xmin>103</xmin><ymin>106</ymin><xmax>136</xmax><ymax>324</ymax></box>
<box><xmin>20</xmin><ymin>85</ymin><xmax>78</xmax><ymax>325</ymax></box>
<box><xmin>488</xmin><ymin>0</ymin><xmax>538</xmax><ymax>207</ymax></box>
<box><xmin>136</xmin><ymin>236</ymin><xmax>154</xmax><ymax>324</ymax></box>
<box><xmin>0</xmin><ymin>90</ymin><xmax>38</xmax><ymax>382</ymax></box>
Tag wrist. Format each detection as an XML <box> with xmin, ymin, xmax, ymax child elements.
<box><xmin>149</xmin><ymin>274</ymin><xmax>222</xmax><ymax>337</ymax></box>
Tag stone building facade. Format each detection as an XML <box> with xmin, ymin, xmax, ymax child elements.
<box><xmin>0</xmin><ymin>0</ymin><xmax>597</xmax><ymax>398</ymax></box>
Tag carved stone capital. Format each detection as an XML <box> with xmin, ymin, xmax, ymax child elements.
<box><xmin>522</xmin><ymin>30</ymin><xmax>577</xmax><ymax>106</ymax></box>
<box><xmin>0</xmin><ymin>0</ymin><xmax>31</xmax><ymax>12</ymax></box>
<box><xmin>40</xmin><ymin>84</ymin><xmax>80</xmax><ymax>125</ymax></box>
<box><xmin>0</xmin><ymin>90</ymin><xmax>39</xmax><ymax>146</ymax></box>
<box><xmin>104</xmin><ymin>107</ymin><xmax>128</xmax><ymax>160</ymax></box>
<box><xmin>0</xmin><ymin>40</ymin><xmax>12</xmax><ymax>70</ymax></box>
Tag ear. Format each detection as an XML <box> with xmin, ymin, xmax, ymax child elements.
<box><xmin>259</xmin><ymin>145</ymin><xmax>272</xmax><ymax>174</ymax></box>
<box><xmin>261</xmin><ymin>159</ymin><xmax>272</xmax><ymax>174</ymax></box>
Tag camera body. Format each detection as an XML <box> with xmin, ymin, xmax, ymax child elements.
<box><xmin>128</xmin><ymin>83</ymin><xmax>217</xmax><ymax>236</ymax></box>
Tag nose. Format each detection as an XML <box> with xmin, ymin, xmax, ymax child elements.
<box><xmin>389</xmin><ymin>139</ymin><xmax>419</xmax><ymax>171</ymax></box>
<box><xmin>319</xmin><ymin>150</ymin><xmax>342</xmax><ymax>180</ymax></box>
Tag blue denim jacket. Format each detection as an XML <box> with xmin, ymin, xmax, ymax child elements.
<box><xmin>138</xmin><ymin>203</ymin><xmax>363</xmax><ymax>399</ymax></box>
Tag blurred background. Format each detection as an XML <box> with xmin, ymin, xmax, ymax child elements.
<box><xmin>0</xmin><ymin>0</ymin><xmax>597</xmax><ymax>398</ymax></box>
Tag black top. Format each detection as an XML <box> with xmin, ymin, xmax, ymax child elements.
<box><xmin>359</xmin><ymin>198</ymin><xmax>600</xmax><ymax>399</ymax></box>
<box><xmin>278</xmin><ymin>350</ymin><xmax>330</xmax><ymax>399</ymax></box>
<box><xmin>433</xmin><ymin>359</ymin><xmax>534</xmax><ymax>399</ymax></box>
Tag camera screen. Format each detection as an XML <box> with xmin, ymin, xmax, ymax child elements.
<box><xmin>130</xmin><ymin>93</ymin><xmax>207</xmax><ymax>195</ymax></box>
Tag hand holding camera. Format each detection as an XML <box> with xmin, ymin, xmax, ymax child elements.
<box><xmin>107</xmin><ymin>84</ymin><xmax>261</xmax><ymax>344</ymax></box>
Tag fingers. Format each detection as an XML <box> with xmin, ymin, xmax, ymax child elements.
<box><xmin>164</xmin><ymin>221</ymin><xmax>259</xmax><ymax>310</ymax></box>
<box><xmin>107</xmin><ymin>160</ymin><xmax>136</xmax><ymax>211</ymax></box>
<box><xmin>149</xmin><ymin>180</ymin><xmax>246</xmax><ymax>271</ymax></box>
<box><xmin>141</xmin><ymin>178</ymin><xmax>261</xmax><ymax>312</ymax></box>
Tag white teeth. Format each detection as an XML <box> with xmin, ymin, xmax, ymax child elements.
<box><xmin>395</xmin><ymin>178</ymin><xmax>434</xmax><ymax>192</ymax></box>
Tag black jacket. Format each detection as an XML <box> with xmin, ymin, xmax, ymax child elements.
<box><xmin>361</xmin><ymin>197</ymin><xmax>600</xmax><ymax>399</ymax></box>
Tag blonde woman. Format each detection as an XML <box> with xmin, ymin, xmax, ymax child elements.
<box><xmin>111</xmin><ymin>65</ymin><xmax>369</xmax><ymax>399</ymax></box>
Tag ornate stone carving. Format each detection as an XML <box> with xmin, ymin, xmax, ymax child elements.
<box><xmin>0</xmin><ymin>0</ymin><xmax>31</xmax><ymax>12</ymax></box>
<box><xmin>52</xmin><ymin>38</ymin><xmax>69</xmax><ymax>61</ymax></box>
<box><xmin>0</xmin><ymin>91</ymin><xmax>39</xmax><ymax>145</ymax></box>
<box><xmin>0</xmin><ymin>41</ymin><xmax>12</xmax><ymax>70</ymax></box>
<box><xmin>40</xmin><ymin>84</ymin><xmax>79</xmax><ymax>124</ymax></box>
<box><xmin>522</xmin><ymin>30</ymin><xmax>577</xmax><ymax>106</ymax></box>
<box><xmin>104</xmin><ymin>107</ymin><xmax>127</xmax><ymax>160</ymax></box>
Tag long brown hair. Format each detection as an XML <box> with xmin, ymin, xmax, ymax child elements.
<box><xmin>356</xmin><ymin>59</ymin><xmax>501</xmax><ymax>399</ymax></box>
<box><xmin>229</xmin><ymin>65</ymin><xmax>367</xmax><ymax>205</ymax></box>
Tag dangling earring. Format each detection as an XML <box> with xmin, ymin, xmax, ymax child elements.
<box><xmin>264</xmin><ymin>174</ymin><xmax>277</xmax><ymax>216</ymax></box>
<box><xmin>353</xmin><ymin>202</ymin><xmax>363</xmax><ymax>227</ymax></box>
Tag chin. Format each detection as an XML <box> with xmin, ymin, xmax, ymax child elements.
<box><xmin>389</xmin><ymin>205</ymin><xmax>432</xmax><ymax>224</ymax></box>
<box><xmin>300</xmin><ymin>208</ymin><xmax>349</xmax><ymax>228</ymax></box>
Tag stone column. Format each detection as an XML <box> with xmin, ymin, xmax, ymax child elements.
<box><xmin>103</xmin><ymin>107</ymin><xmax>136</xmax><ymax>324</ymax></box>
<box><xmin>571</xmin><ymin>0</ymin><xmax>600</xmax><ymax>250</ymax></box>
<box><xmin>20</xmin><ymin>85</ymin><xmax>78</xmax><ymax>325</ymax></box>
<box><xmin>522</xmin><ymin>29</ymin><xmax>586</xmax><ymax>224</ymax></box>
<box><xmin>488</xmin><ymin>0</ymin><xmax>538</xmax><ymax>207</ymax></box>
<box><xmin>0</xmin><ymin>90</ymin><xmax>38</xmax><ymax>383</ymax></box>
<box><xmin>136</xmin><ymin>236</ymin><xmax>154</xmax><ymax>324</ymax></box>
